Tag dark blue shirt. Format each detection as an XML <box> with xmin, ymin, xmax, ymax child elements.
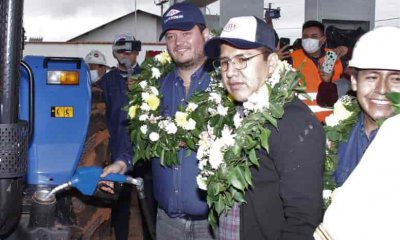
<box><xmin>334</xmin><ymin>113</ymin><xmax>379</xmax><ymax>186</ymax></box>
<box><xmin>152</xmin><ymin>64</ymin><xmax>211</xmax><ymax>218</ymax></box>
<box><xmin>97</xmin><ymin>65</ymin><xmax>140</xmax><ymax>169</ymax></box>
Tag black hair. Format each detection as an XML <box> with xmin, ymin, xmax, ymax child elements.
<box><xmin>302</xmin><ymin>20</ymin><xmax>325</xmax><ymax>35</ymax></box>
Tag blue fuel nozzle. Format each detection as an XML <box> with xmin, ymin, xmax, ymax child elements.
<box><xmin>70</xmin><ymin>166</ymin><xmax>127</xmax><ymax>196</ymax></box>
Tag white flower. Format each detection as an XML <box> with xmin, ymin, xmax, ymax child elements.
<box><xmin>139</xmin><ymin>114</ymin><xmax>149</xmax><ymax>121</ymax></box>
<box><xmin>233</xmin><ymin>112</ymin><xmax>243</xmax><ymax>128</ymax></box>
<box><xmin>158</xmin><ymin>120</ymin><xmax>167</xmax><ymax>129</ymax></box>
<box><xmin>198</xmin><ymin>131</ymin><xmax>211</xmax><ymax>150</ymax></box>
<box><xmin>209</xmin><ymin>92</ymin><xmax>222</xmax><ymax>104</ymax></box>
<box><xmin>155</xmin><ymin>51</ymin><xmax>171</xmax><ymax>65</ymax></box>
<box><xmin>196</xmin><ymin>175</ymin><xmax>207</xmax><ymax>190</ymax></box>
<box><xmin>323</xmin><ymin>189</ymin><xmax>333</xmax><ymax>200</ymax></box>
<box><xmin>148</xmin><ymin>114</ymin><xmax>160</xmax><ymax>124</ymax></box>
<box><xmin>141</xmin><ymin>92</ymin><xmax>150</xmax><ymax>101</ymax></box>
<box><xmin>166</xmin><ymin>121</ymin><xmax>178</xmax><ymax>134</ymax></box>
<box><xmin>208</xmin><ymin>107</ymin><xmax>218</xmax><ymax>116</ymax></box>
<box><xmin>267</xmin><ymin>60</ymin><xmax>294</xmax><ymax>87</ymax></box>
<box><xmin>217</xmin><ymin>105</ymin><xmax>228</xmax><ymax>116</ymax></box>
<box><xmin>175</xmin><ymin>111</ymin><xmax>188</xmax><ymax>128</ymax></box>
<box><xmin>325</xmin><ymin>114</ymin><xmax>339</xmax><ymax>127</ymax></box>
<box><xmin>140</xmin><ymin>125</ymin><xmax>148</xmax><ymax>134</ymax></box>
<box><xmin>333</xmin><ymin>98</ymin><xmax>353</xmax><ymax>121</ymax></box>
<box><xmin>197</xmin><ymin>147</ymin><xmax>206</xmax><ymax>162</ymax></box>
<box><xmin>184</xmin><ymin>118</ymin><xmax>196</xmax><ymax>130</ymax></box>
<box><xmin>187</xmin><ymin>102</ymin><xmax>198</xmax><ymax>112</ymax></box>
<box><xmin>139</xmin><ymin>81</ymin><xmax>147</xmax><ymax>89</ymax></box>
<box><xmin>150</xmin><ymin>86</ymin><xmax>159</xmax><ymax>96</ymax></box>
<box><xmin>243</xmin><ymin>85</ymin><xmax>269</xmax><ymax>112</ymax></box>
<box><xmin>151</xmin><ymin>67</ymin><xmax>161</xmax><ymax>79</ymax></box>
<box><xmin>221</xmin><ymin>126</ymin><xmax>236</xmax><ymax>147</ymax></box>
<box><xmin>209</xmin><ymin>139</ymin><xmax>224</xmax><ymax>169</ymax></box>
<box><xmin>325</xmin><ymin>97</ymin><xmax>354</xmax><ymax>127</ymax></box>
<box><xmin>140</xmin><ymin>103</ymin><xmax>150</xmax><ymax>111</ymax></box>
<box><xmin>149</xmin><ymin>132</ymin><xmax>160</xmax><ymax>142</ymax></box>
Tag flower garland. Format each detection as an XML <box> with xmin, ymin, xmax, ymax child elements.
<box><xmin>322</xmin><ymin>95</ymin><xmax>360</xmax><ymax>207</ymax></box>
<box><xmin>322</xmin><ymin>92</ymin><xmax>400</xmax><ymax>207</ymax></box>
<box><xmin>126</xmin><ymin>51</ymin><xmax>183</xmax><ymax>166</ymax></box>
<box><xmin>193</xmin><ymin>60</ymin><xmax>307</xmax><ymax>227</ymax></box>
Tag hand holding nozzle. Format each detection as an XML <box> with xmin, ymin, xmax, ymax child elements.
<box><xmin>45</xmin><ymin>166</ymin><xmax>144</xmax><ymax>199</ymax></box>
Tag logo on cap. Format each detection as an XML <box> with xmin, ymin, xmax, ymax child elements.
<box><xmin>166</xmin><ymin>9</ymin><xmax>180</xmax><ymax>17</ymax></box>
<box><xmin>94</xmin><ymin>53</ymin><xmax>99</xmax><ymax>58</ymax></box>
<box><xmin>223</xmin><ymin>23</ymin><xmax>238</xmax><ymax>32</ymax></box>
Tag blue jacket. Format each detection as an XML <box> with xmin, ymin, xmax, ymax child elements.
<box><xmin>97</xmin><ymin>65</ymin><xmax>141</xmax><ymax>169</ymax></box>
<box><xmin>334</xmin><ymin>113</ymin><xmax>378</xmax><ymax>186</ymax></box>
<box><xmin>152</xmin><ymin>63</ymin><xmax>211</xmax><ymax>218</ymax></box>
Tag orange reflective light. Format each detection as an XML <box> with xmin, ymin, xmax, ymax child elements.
<box><xmin>47</xmin><ymin>71</ymin><xmax>79</xmax><ymax>85</ymax></box>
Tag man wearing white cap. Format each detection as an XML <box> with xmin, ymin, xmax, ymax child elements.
<box><xmin>85</xmin><ymin>49</ymin><xmax>109</xmax><ymax>83</ymax></box>
<box><xmin>204</xmin><ymin>16</ymin><xmax>325</xmax><ymax>240</ymax></box>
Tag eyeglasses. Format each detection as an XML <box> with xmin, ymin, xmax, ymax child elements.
<box><xmin>212</xmin><ymin>51</ymin><xmax>270</xmax><ymax>72</ymax></box>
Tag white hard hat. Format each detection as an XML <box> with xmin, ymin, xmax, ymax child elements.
<box><xmin>349</xmin><ymin>26</ymin><xmax>400</xmax><ymax>70</ymax></box>
<box><xmin>85</xmin><ymin>50</ymin><xmax>107</xmax><ymax>66</ymax></box>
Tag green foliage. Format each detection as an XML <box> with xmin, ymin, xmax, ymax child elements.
<box><xmin>193</xmin><ymin>61</ymin><xmax>307</xmax><ymax>228</ymax></box>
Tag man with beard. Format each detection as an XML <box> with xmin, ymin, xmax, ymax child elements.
<box><xmin>152</xmin><ymin>2</ymin><xmax>217</xmax><ymax>240</ymax></box>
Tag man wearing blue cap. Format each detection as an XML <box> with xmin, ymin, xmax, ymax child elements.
<box><xmin>204</xmin><ymin>16</ymin><xmax>324</xmax><ymax>240</ymax></box>
<box><xmin>153</xmin><ymin>2</ymin><xmax>217</xmax><ymax>240</ymax></box>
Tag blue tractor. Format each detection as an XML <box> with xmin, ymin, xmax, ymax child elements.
<box><xmin>0</xmin><ymin>1</ymin><xmax>151</xmax><ymax>239</ymax></box>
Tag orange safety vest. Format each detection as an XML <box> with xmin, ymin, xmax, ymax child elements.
<box><xmin>291</xmin><ymin>48</ymin><xmax>343</xmax><ymax>122</ymax></box>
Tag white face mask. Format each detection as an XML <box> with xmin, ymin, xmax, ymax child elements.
<box><xmin>89</xmin><ymin>70</ymin><xmax>99</xmax><ymax>83</ymax></box>
<box><xmin>302</xmin><ymin>38</ymin><xmax>320</xmax><ymax>54</ymax></box>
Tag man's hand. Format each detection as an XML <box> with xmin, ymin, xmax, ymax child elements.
<box><xmin>99</xmin><ymin>160</ymin><xmax>127</xmax><ymax>194</ymax></box>
<box><xmin>127</xmin><ymin>78</ymin><xmax>135</xmax><ymax>91</ymax></box>
<box><xmin>276</xmin><ymin>44</ymin><xmax>291</xmax><ymax>61</ymax></box>
<box><xmin>318</xmin><ymin>65</ymin><xmax>334</xmax><ymax>83</ymax></box>
<box><xmin>332</xmin><ymin>46</ymin><xmax>348</xmax><ymax>59</ymax></box>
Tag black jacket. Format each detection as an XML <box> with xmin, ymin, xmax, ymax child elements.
<box><xmin>240</xmin><ymin>97</ymin><xmax>325</xmax><ymax>240</ymax></box>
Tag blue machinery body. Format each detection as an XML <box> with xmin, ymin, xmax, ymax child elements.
<box><xmin>19</xmin><ymin>56</ymin><xmax>91</xmax><ymax>186</ymax></box>
<box><xmin>0</xmin><ymin>2</ymin><xmax>154</xmax><ymax>238</ymax></box>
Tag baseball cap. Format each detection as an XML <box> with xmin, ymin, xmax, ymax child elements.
<box><xmin>85</xmin><ymin>50</ymin><xmax>107</xmax><ymax>66</ymax></box>
<box><xmin>112</xmin><ymin>32</ymin><xmax>141</xmax><ymax>52</ymax></box>
<box><xmin>204</xmin><ymin>16</ymin><xmax>276</xmax><ymax>59</ymax></box>
<box><xmin>159</xmin><ymin>2</ymin><xmax>206</xmax><ymax>41</ymax></box>
<box><xmin>113</xmin><ymin>32</ymin><xmax>136</xmax><ymax>45</ymax></box>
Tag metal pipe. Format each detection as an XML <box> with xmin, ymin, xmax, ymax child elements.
<box><xmin>28</xmin><ymin>189</ymin><xmax>56</xmax><ymax>228</ymax></box>
<box><xmin>0</xmin><ymin>0</ymin><xmax>24</xmax><ymax>124</ymax></box>
<box><xmin>0</xmin><ymin>0</ymin><xmax>27</xmax><ymax>236</ymax></box>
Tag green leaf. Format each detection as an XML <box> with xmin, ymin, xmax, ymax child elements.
<box><xmin>260</xmin><ymin>128</ymin><xmax>270</xmax><ymax>152</ymax></box>
<box><xmin>214</xmin><ymin>195</ymin><xmax>225</xmax><ymax>215</ymax></box>
<box><xmin>269</xmin><ymin>102</ymin><xmax>284</xmax><ymax>118</ymax></box>
<box><xmin>387</xmin><ymin>92</ymin><xmax>400</xmax><ymax>114</ymax></box>
<box><xmin>244</xmin><ymin>166</ymin><xmax>252</xmax><ymax>186</ymax></box>
<box><xmin>230</xmin><ymin>187</ymin><xmax>246</xmax><ymax>203</ymax></box>
<box><xmin>185</xmin><ymin>137</ymin><xmax>196</xmax><ymax>151</ymax></box>
<box><xmin>208</xmin><ymin>211</ymin><xmax>217</xmax><ymax>230</ymax></box>
<box><xmin>248</xmin><ymin>149</ymin><xmax>259</xmax><ymax>167</ymax></box>
<box><xmin>227</xmin><ymin>166</ymin><xmax>248</xmax><ymax>191</ymax></box>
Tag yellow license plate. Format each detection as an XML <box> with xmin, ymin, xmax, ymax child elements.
<box><xmin>51</xmin><ymin>106</ymin><xmax>74</xmax><ymax>118</ymax></box>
